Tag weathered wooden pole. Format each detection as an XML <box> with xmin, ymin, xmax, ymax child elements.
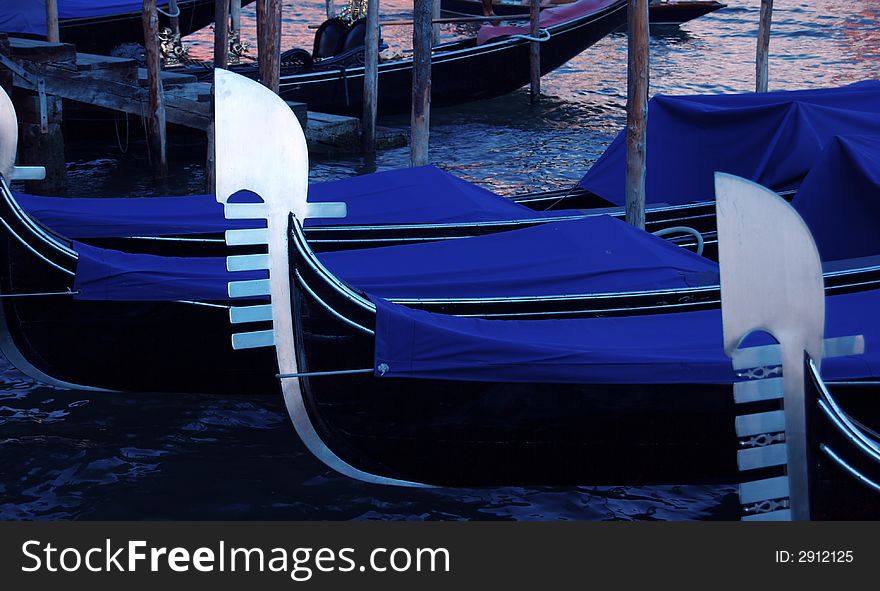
<box><xmin>44</xmin><ymin>0</ymin><xmax>60</xmax><ymax>43</ymax></box>
<box><xmin>143</xmin><ymin>0</ymin><xmax>168</xmax><ymax>177</ymax></box>
<box><xmin>257</xmin><ymin>0</ymin><xmax>282</xmax><ymax>92</ymax></box>
<box><xmin>625</xmin><ymin>0</ymin><xmax>648</xmax><ymax>229</ymax></box>
<box><xmin>756</xmin><ymin>0</ymin><xmax>773</xmax><ymax>92</ymax></box>
<box><xmin>326</xmin><ymin>0</ymin><xmax>336</xmax><ymax>18</ymax></box>
<box><xmin>432</xmin><ymin>0</ymin><xmax>442</xmax><ymax>46</ymax></box>
<box><xmin>45</xmin><ymin>0</ymin><xmax>60</xmax><ymax>42</ymax></box>
<box><xmin>363</xmin><ymin>0</ymin><xmax>380</xmax><ymax>153</ymax></box>
<box><xmin>168</xmin><ymin>0</ymin><xmax>181</xmax><ymax>37</ymax></box>
<box><xmin>231</xmin><ymin>0</ymin><xmax>242</xmax><ymax>34</ymax></box>
<box><xmin>214</xmin><ymin>0</ymin><xmax>230</xmax><ymax>68</ymax></box>
<box><xmin>528</xmin><ymin>0</ymin><xmax>541</xmax><ymax>102</ymax></box>
<box><xmin>411</xmin><ymin>0</ymin><xmax>432</xmax><ymax>167</ymax></box>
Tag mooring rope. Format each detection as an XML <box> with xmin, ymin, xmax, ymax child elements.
<box><xmin>157</xmin><ymin>0</ymin><xmax>182</xmax><ymax>19</ymax></box>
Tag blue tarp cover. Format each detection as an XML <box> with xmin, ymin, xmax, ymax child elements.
<box><xmin>319</xmin><ymin>215</ymin><xmax>718</xmax><ymax>299</ymax></box>
<box><xmin>0</xmin><ymin>1</ymin><xmax>175</xmax><ymax>35</ymax></box>
<box><xmin>372</xmin><ymin>289</ymin><xmax>879</xmax><ymax>385</ymax></box>
<box><xmin>72</xmin><ymin>241</ymin><xmax>266</xmax><ymax>301</ymax></box>
<box><xmin>579</xmin><ymin>81</ymin><xmax>880</xmax><ymax>206</ymax></box>
<box><xmin>17</xmin><ymin>193</ymin><xmax>262</xmax><ymax>239</ymax></box>
<box><xmin>17</xmin><ymin>166</ymin><xmax>572</xmax><ymax>238</ymax></box>
<box><xmin>70</xmin><ymin>214</ymin><xmax>717</xmax><ymax>300</ymax></box>
<box><xmin>793</xmin><ymin>135</ymin><xmax>880</xmax><ymax>262</ymax></box>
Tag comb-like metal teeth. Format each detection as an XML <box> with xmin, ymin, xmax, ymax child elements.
<box><xmin>228</xmin><ymin>279</ymin><xmax>271</xmax><ymax>298</ymax></box>
<box><xmin>225</xmin><ymin>228</ymin><xmax>269</xmax><ymax>246</ymax></box>
<box><xmin>231</xmin><ymin>329</ymin><xmax>275</xmax><ymax>350</ymax></box>
<box><xmin>230</xmin><ymin>304</ymin><xmax>273</xmax><ymax>324</ymax></box>
<box><xmin>736</xmin><ymin>410</ymin><xmax>785</xmax><ymax>437</ymax></box>
<box><xmin>305</xmin><ymin>202</ymin><xmax>348</xmax><ymax>219</ymax></box>
<box><xmin>739</xmin><ymin>475</ymin><xmax>790</xmax><ymax>505</ymax></box>
<box><xmin>224</xmin><ymin>202</ymin><xmax>267</xmax><ymax>219</ymax></box>
<box><xmin>737</xmin><ymin>443</ymin><xmax>787</xmax><ymax>471</ymax></box>
<box><xmin>733</xmin><ymin>378</ymin><xmax>784</xmax><ymax>403</ymax></box>
<box><xmin>732</xmin><ymin>335</ymin><xmax>864</xmax><ymax>370</ymax></box>
<box><xmin>742</xmin><ymin>509</ymin><xmax>792</xmax><ymax>522</ymax></box>
<box><xmin>227</xmin><ymin>253</ymin><xmax>270</xmax><ymax>272</ymax></box>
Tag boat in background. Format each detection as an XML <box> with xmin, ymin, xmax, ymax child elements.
<box><xmin>440</xmin><ymin>0</ymin><xmax>727</xmax><ymax>26</ymax></box>
<box><xmin>0</xmin><ymin>1</ymin><xmax>254</xmax><ymax>55</ymax></box>
<box><xmin>196</xmin><ymin>0</ymin><xmax>629</xmax><ymax>116</ymax></box>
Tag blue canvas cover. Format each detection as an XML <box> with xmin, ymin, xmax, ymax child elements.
<box><xmin>16</xmin><ymin>193</ymin><xmax>263</xmax><ymax>239</ymax></box>
<box><xmin>0</xmin><ymin>1</ymin><xmax>176</xmax><ymax>35</ymax></box>
<box><xmin>16</xmin><ymin>166</ymin><xmax>572</xmax><ymax>239</ymax></box>
<box><xmin>72</xmin><ymin>241</ymin><xmax>266</xmax><ymax>301</ymax></box>
<box><xmin>70</xmin><ymin>215</ymin><xmax>717</xmax><ymax>301</ymax></box>
<box><xmin>793</xmin><ymin>135</ymin><xmax>880</xmax><ymax>262</ymax></box>
<box><xmin>372</xmin><ymin>289</ymin><xmax>879</xmax><ymax>385</ymax></box>
<box><xmin>578</xmin><ymin>81</ymin><xmax>880</xmax><ymax>206</ymax></box>
<box><xmin>319</xmin><ymin>215</ymin><xmax>718</xmax><ymax>299</ymax></box>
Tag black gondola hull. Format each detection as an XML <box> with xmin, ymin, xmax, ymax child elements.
<box><xmin>806</xmin><ymin>362</ymin><xmax>880</xmax><ymax>520</ymax></box>
<box><xmin>270</xmin><ymin>1</ymin><xmax>627</xmax><ymax>116</ymax></box>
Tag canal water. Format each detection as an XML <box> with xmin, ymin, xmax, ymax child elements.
<box><xmin>1</xmin><ymin>0</ymin><xmax>878</xmax><ymax>519</ymax></box>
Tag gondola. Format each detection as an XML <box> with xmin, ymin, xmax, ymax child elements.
<box><xmin>193</xmin><ymin>0</ymin><xmax>630</xmax><ymax>116</ymax></box>
<box><xmin>14</xmin><ymin>80</ymin><xmax>880</xmax><ymax>260</ymax></box>
<box><xmin>440</xmin><ymin>0</ymin><xmax>726</xmax><ymax>26</ymax></box>
<box><xmin>213</xmin><ymin>70</ymin><xmax>880</xmax><ymax>487</ymax></box>
<box><xmin>0</xmin><ymin>1</ymin><xmax>253</xmax><ymax>55</ymax></box>
<box><xmin>3</xmin><ymin>70</ymin><xmax>880</xmax><ymax>397</ymax></box>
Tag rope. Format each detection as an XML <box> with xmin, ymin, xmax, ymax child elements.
<box><xmin>277</xmin><ymin>368</ymin><xmax>373</xmax><ymax>379</ymax></box>
<box><xmin>508</xmin><ymin>29</ymin><xmax>551</xmax><ymax>43</ymax></box>
<box><xmin>652</xmin><ymin>226</ymin><xmax>705</xmax><ymax>256</ymax></box>
<box><xmin>157</xmin><ymin>0</ymin><xmax>182</xmax><ymax>19</ymax></box>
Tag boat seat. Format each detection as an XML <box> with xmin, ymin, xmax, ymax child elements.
<box><xmin>339</xmin><ymin>18</ymin><xmax>369</xmax><ymax>54</ymax></box>
<box><xmin>312</xmin><ymin>17</ymin><xmax>350</xmax><ymax>59</ymax></box>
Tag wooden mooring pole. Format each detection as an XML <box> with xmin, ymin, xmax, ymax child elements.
<box><xmin>169</xmin><ymin>0</ymin><xmax>181</xmax><ymax>37</ymax></box>
<box><xmin>411</xmin><ymin>0</ymin><xmax>432</xmax><ymax>167</ymax></box>
<box><xmin>257</xmin><ymin>0</ymin><xmax>282</xmax><ymax>92</ymax></box>
<box><xmin>756</xmin><ymin>0</ymin><xmax>773</xmax><ymax>93</ymax></box>
<box><xmin>529</xmin><ymin>0</ymin><xmax>540</xmax><ymax>102</ymax></box>
<box><xmin>231</xmin><ymin>0</ymin><xmax>242</xmax><ymax>35</ymax></box>
<box><xmin>214</xmin><ymin>0</ymin><xmax>229</xmax><ymax>69</ymax></box>
<box><xmin>326</xmin><ymin>0</ymin><xmax>336</xmax><ymax>18</ymax></box>
<box><xmin>625</xmin><ymin>0</ymin><xmax>648</xmax><ymax>229</ymax></box>
<box><xmin>363</xmin><ymin>0</ymin><xmax>379</xmax><ymax>153</ymax></box>
<box><xmin>45</xmin><ymin>0</ymin><xmax>60</xmax><ymax>43</ymax></box>
<box><xmin>143</xmin><ymin>0</ymin><xmax>168</xmax><ymax>177</ymax></box>
<box><xmin>432</xmin><ymin>0</ymin><xmax>442</xmax><ymax>46</ymax></box>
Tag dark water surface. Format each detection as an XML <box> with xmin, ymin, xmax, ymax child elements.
<box><xmin>1</xmin><ymin>0</ymin><xmax>878</xmax><ymax>520</ymax></box>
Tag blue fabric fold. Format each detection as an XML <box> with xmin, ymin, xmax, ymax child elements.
<box><xmin>371</xmin><ymin>289</ymin><xmax>879</xmax><ymax>385</ymax></box>
<box><xmin>17</xmin><ymin>166</ymin><xmax>576</xmax><ymax>239</ymax></box>
<box><xmin>793</xmin><ymin>135</ymin><xmax>880</xmax><ymax>262</ymax></box>
<box><xmin>579</xmin><ymin>81</ymin><xmax>880</xmax><ymax>206</ymax></box>
<box><xmin>319</xmin><ymin>215</ymin><xmax>718</xmax><ymax>299</ymax></box>
<box><xmin>72</xmin><ymin>241</ymin><xmax>267</xmax><ymax>301</ymax></box>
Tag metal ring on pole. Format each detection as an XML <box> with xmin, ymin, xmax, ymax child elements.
<box><xmin>652</xmin><ymin>225</ymin><xmax>705</xmax><ymax>256</ymax></box>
